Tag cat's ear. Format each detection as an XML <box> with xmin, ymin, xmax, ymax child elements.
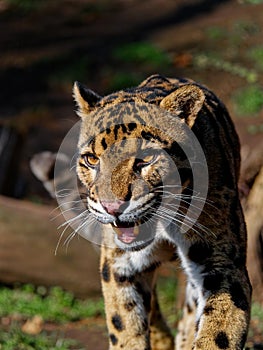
<box><xmin>160</xmin><ymin>85</ymin><xmax>205</xmax><ymax>128</ymax></box>
<box><xmin>73</xmin><ymin>81</ymin><xmax>102</xmax><ymax>117</ymax></box>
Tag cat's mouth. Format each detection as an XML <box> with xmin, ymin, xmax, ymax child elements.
<box><xmin>111</xmin><ymin>220</ymin><xmax>139</xmax><ymax>244</ymax></box>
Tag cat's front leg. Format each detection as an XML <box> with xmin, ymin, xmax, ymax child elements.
<box><xmin>180</xmin><ymin>261</ymin><xmax>251</xmax><ymax>350</ymax></box>
<box><xmin>193</xmin><ymin>267</ymin><xmax>251</xmax><ymax>350</ymax></box>
<box><xmin>100</xmin><ymin>244</ymin><xmax>152</xmax><ymax>350</ymax></box>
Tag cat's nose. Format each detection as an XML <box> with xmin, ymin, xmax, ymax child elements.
<box><xmin>100</xmin><ymin>200</ymin><xmax>126</xmax><ymax>216</ymax></box>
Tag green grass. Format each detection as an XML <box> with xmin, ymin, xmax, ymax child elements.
<box><xmin>0</xmin><ymin>326</ymin><xmax>79</xmax><ymax>350</ymax></box>
<box><xmin>0</xmin><ymin>285</ymin><xmax>104</xmax><ymax>349</ymax></box>
<box><xmin>1</xmin><ymin>283</ymin><xmax>263</xmax><ymax>348</ymax></box>
<box><xmin>0</xmin><ymin>284</ymin><xmax>104</xmax><ymax>323</ymax></box>
<box><xmin>232</xmin><ymin>85</ymin><xmax>263</xmax><ymax>116</ymax></box>
<box><xmin>205</xmin><ymin>26</ymin><xmax>227</xmax><ymax>40</ymax></box>
<box><xmin>194</xmin><ymin>53</ymin><xmax>258</xmax><ymax>83</ymax></box>
<box><xmin>251</xmin><ymin>302</ymin><xmax>263</xmax><ymax>331</ymax></box>
<box><xmin>156</xmin><ymin>273</ymin><xmax>181</xmax><ymax>332</ymax></box>
<box><xmin>113</xmin><ymin>41</ymin><xmax>172</xmax><ymax>68</ymax></box>
<box><xmin>248</xmin><ymin>46</ymin><xmax>263</xmax><ymax>70</ymax></box>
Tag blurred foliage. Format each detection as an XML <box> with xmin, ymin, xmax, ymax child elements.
<box><xmin>48</xmin><ymin>58</ymin><xmax>90</xmax><ymax>88</ymax></box>
<box><xmin>205</xmin><ymin>26</ymin><xmax>227</xmax><ymax>40</ymax></box>
<box><xmin>248</xmin><ymin>46</ymin><xmax>263</xmax><ymax>70</ymax></box>
<box><xmin>105</xmin><ymin>41</ymin><xmax>173</xmax><ymax>90</ymax></box>
<box><xmin>239</xmin><ymin>0</ymin><xmax>263</xmax><ymax>3</ymax></box>
<box><xmin>233</xmin><ymin>20</ymin><xmax>260</xmax><ymax>37</ymax></box>
<box><xmin>205</xmin><ymin>20</ymin><xmax>260</xmax><ymax>46</ymax></box>
<box><xmin>247</xmin><ymin>123</ymin><xmax>263</xmax><ymax>134</ymax></box>
<box><xmin>194</xmin><ymin>53</ymin><xmax>258</xmax><ymax>83</ymax></box>
<box><xmin>195</xmin><ymin>19</ymin><xmax>262</xmax><ymax>85</ymax></box>
<box><xmin>193</xmin><ymin>19</ymin><xmax>263</xmax><ymax>132</ymax></box>
<box><xmin>4</xmin><ymin>0</ymin><xmax>45</xmax><ymax>11</ymax></box>
<box><xmin>113</xmin><ymin>42</ymin><xmax>172</xmax><ymax>68</ymax></box>
<box><xmin>232</xmin><ymin>85</ymin><xmax>263</xmax><ymax>116</ymax></box>
<box><xmin>81</xmin><ymin>2</ymin><xmax>114</xmax><ymax>14</ymax></box>
<box><xmin>106</xmin><ymin>71</ymin><xmax>143</xmax><ymax>91</ymax></box>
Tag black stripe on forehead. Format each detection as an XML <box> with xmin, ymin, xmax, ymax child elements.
<box><xmin>94</xmin><ymin>104</ymin><xmax>124</xmax><ymax>128</ymax></box>
<box><xmin>130</xmin><ymin>103</ymin><xmax>149</xmax><ymax>124</ymax></box>
<box><xmin>78</xmin><ymin>102</ymin><xmax>165</xmax><ymax>152</ymax></box>
<box><xmin>101</xmin><ymin>137</ymin><xmax>107</xmax><ymax>150</ymax></box>
<box><xmin>140</xmin><ymin>130</ymin><xmax>169</xmax><ymax>146</ymax></box>
<box><xmin>93</xmin><ymin>102</ymin><xmax>149</xmax><ymax>129</ymax></box>
<box><xmin>121</xmin><ymin>124</ymin><xmax>127</xmax><ymax>133</ymax></box>
<box><xmin>127</xmin><ymin>122</ymin><xmax>137</xmax><ymax>131</ymax></box>
<box><xmin>113</xmin><ymin>124</ymin><xmax>121</xmax><ymax>140</ymax></box>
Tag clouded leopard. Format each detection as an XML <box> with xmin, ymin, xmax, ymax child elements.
<box><xmin>39</xmin><ymin>74</ymin><xmax>252</xmax><ymax>349</ymax></box>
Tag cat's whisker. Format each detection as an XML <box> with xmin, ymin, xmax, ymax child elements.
<box><xmin>154</xmin><ymin>185</ymin><xmax>215</xmax><ymax>203</ymax></box>
<box><xmin>153</xmin><ymin>196</ymin><xmax>210</xmax><ymax>226</ymax></box>
<box><xmin>55</xmin><ymin>189</ymin><xmax>78</xmax><ymax>198</ymax></box>
<box><xmin>63</xmin><ymin>230</ymin><xmax>77</xmax><ymax>252</ymax></box>
<box><xmin>51</xmin><ymin>198</ymin><xmax>82</xmax><ymax>216</ymax></box>
<box><xmin>55</xmin><ymin>221</ymin><xmax>71</xmax><ymax>255</ymax></box>
<box><xmin>51</xmin><ymin>203</ymin><xmax>84</xmax><ymax>221</ymax></box>
<box><xmin>55</xmin><ymin>209</ymin><xmax>95</xmax><ymax>253</ymax></box>
<box><xmin>157</xmin><ymin>206</ymin><xmax>213</xmax><ymax>236</ymax></box>
<box><xmin>151</xmin><ymin>205</ymin><xmax>211</xmax><ymax>241</ymax></box>
<box><xmin>155</xmin><ymin>190</ymin><xmax>218</xmax><ymax>214</ymax></box>
<box><xmin>163</xmin><ymin>201</ymin><xmax>217</xmax><ymax>225</ymax></box>
<box><xmin>158</xmin><ymin>190</ymin><xmax>209</xmax><ymax>204</ymax></box>
<box><xmin>58</xmin><ymin>210</ymin><xmax>89</xmax><ymax>229</ymax></box>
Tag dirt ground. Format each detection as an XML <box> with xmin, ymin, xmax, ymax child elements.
<box><xmin>1</xmin><ymin>0</ymin><xmax>263</xmax><ymax>348</ymax></box>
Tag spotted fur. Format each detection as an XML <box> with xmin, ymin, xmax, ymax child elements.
<box><xmin>73</xmin><ymin>75</ymin><xmax>251</xmax><ymax>349</ymax></box>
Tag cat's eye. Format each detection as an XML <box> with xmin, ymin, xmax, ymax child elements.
<box><xmin>82</xmin><ymin>153</ymin><xmax>99</xmax><ymax>168</ymax></box>
<box><xmin>135</xmin><ymin>153</ymin><xmax>157</xmax><ymax>169</ymax></box>
<box><xmin>142</xmin><ymin>154</ymin><xmax>155</xmax><ymax>164</ymax></box>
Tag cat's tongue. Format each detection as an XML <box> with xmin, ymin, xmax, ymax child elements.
<box><xmin>113</xmin><ymin>225</ymin><xmax>139</xmax><ymax>244</ymax></box>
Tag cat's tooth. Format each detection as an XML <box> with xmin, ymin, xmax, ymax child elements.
<box><xmin>113</xmin><ymin>221</ymin><xmax>117</xmax><ymax>227</ymax></box>
<box><xmin>113</xmin><ymin>226</ymin><xmax>121</xmax><ymax>235</ymax></box>
<box><xmin>134</xmin><ymin>225</ymin><xmax>139</xmax><ymax>236</ymax></box>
